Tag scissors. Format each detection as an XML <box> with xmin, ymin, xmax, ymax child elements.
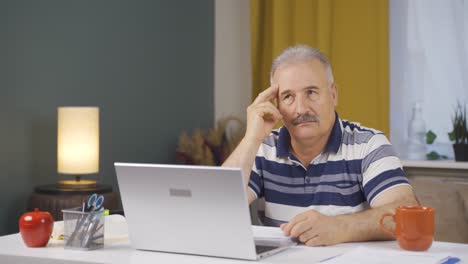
<box><xmin>85</xmin><ymin>193</ymin><xmax>104</xmax><ymax>212</ymax></box>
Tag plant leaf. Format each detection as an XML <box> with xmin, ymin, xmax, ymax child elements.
<box><xmin>448</xmin><ymin>131</ymin><xmax>455</xmax><ymax>141</ymax></box>
<box><xmin>451</xmin><ymin>101</ymin><xmax>468</xmax><ymax>144</ymax></box>
<box><xmin>426</xmin><ymin>151</ymin><xmax>441</xmax><ymax>160</ymax></box>
<box><xmin>426</xmin><ymin>130</ymin><xmax>437</xmax><ymax>144</ymax></box>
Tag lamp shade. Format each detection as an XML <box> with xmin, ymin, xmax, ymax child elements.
<box><xmin>57</xmin><ymin>107</ymin><xmax>99</xmax><ymax>174</ymax></box>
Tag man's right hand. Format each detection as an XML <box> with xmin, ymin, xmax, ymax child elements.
<box><xmin>245</xmin><ymin>84</ymin><xmax>283</xmax><ymax>143</ymax></box>
<box><xmin>222</xmin><ymin>84</ymin><xmax>282</xmax><ymax>205</ymax></box>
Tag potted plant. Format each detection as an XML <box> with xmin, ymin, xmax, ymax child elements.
<box><xmin>449</xmin><ymin>102</ymin><xmax>468</xmax><ymax>161</ymax></box>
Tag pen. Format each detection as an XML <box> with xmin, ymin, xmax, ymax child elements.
<box><xmin>439</xmin><ymin>256</ymin><xmax>461</xmax><ymax>264</ymax></box>
<box><xmin>66</xmin><ymin>206</ymin><xmax>86</xmax><ymax>247</ymax></box>
<box><xmin>66</xmin><ymin>207</ymin><xmax>94</xmax><ymax>247</ymax></box>
<box><xmin>81</xmin><ymin>212</ymin><xmax>101</xmax><ymax>247</ymax></box>
<box><xmin>319</xmin><ymin>254</ymin><xmax>342</xmax><ymax>263</ymax></box>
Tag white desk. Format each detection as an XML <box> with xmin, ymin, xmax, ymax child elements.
<box><xmin>0</xmin><ymin>233</ymin><xmax>467</xmax><ymax>264</ymax></box>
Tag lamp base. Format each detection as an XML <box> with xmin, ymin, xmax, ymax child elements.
<box><xmin>57</xmin><ymin>179</ymin><xmax>97</xmax><ymax>189</ymax></box>
<box><xmin>35</xmin><ymin>183</ymin><xmax>112</xmax><ymax>195</ymax></box>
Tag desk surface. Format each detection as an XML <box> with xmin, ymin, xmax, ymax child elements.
<box><xmin>0</xmin><ymin>233</ymin><xmax>467</xmax><ymax>264</ymax></box>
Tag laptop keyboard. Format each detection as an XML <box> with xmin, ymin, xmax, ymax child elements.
<box><xmin>255</xmin><ymin>245</ymin><xmax>278</xmax><ymax>254</ymax></box>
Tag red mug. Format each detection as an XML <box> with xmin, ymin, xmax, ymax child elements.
<box><xmin>379</xmin><ymin>205</ymin><xmax>434</xmax><ymax>251</ymax></box>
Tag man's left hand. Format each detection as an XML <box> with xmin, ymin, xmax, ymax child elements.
<box><xmin>280</xmin><ymin>209</ymin><xmax>345</xmax><ymax>246</ymax></box>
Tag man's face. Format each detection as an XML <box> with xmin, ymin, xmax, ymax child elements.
<box><xmin>272</xmin><ymin>59</ymin><xmax>337</xmax><ymax>142</ymax></box>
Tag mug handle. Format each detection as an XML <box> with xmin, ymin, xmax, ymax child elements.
<box><xmin>379</xmin><ymin>213</ymin><xmax>396</xmax><ymax>237</ymax></box>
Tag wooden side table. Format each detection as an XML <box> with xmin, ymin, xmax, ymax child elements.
<box><xmin>28</xmin><ymin>184</ymin><xmax>120</xmax><ymax>221</ymax></box>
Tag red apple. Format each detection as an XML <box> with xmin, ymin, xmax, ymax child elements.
<box><xmin>19</xmin><ymin>208</ymin><xmax>54</xmax><ymax>247</ymax></box>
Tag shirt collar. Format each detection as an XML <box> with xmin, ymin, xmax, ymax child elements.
<box><xmin>276</xmin><ymin>112</ymin><xmax>342</xmax><ymax>157</ymax></box>
<box><xmin>324</xmin><ymin>112</ymin><xmax>342</xmax><ymax>153</ymax></box>
<box><xmin>277</xmin><ymin>127</ymin><xmax>291</xmax><ymax>157</ymax></box>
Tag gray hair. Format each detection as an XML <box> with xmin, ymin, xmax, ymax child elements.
<box><xmin>270</xmin><ymin>45</ymin><xmax>334</xmax><ymax>85</ymax></box>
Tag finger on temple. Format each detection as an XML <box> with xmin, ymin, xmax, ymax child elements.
<box><xmin>266</xmin><ymin>84</ymin><xmax>279</xmax><ymax>102</ymax></box>
<box><xmin>253</xmin><ymin>84</ymin><xmax>279</xmax><ymax>104</ymax></box>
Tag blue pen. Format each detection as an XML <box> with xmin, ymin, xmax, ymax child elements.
<box><xmin>319</xmin><ymin>254</ymin><xmax>342</xmax><ymax>263</ymax></box>
<box><xmin>439</xmin><ymin>256</ymin><xmax>461</xmax><ymax>264</ymax></box>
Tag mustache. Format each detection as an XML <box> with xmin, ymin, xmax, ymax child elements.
<box><xmin>292</xmin><ymin>114</ymin><xmax>319</xmax><ymax>126</ymax></box>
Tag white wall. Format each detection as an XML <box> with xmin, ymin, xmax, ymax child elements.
<box><xmin>214</xmin><ymin>0</ymin><xmax>251</xmax><ymax>124</ymax></box>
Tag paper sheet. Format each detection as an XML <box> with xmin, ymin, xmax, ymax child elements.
<box><xmin>252</xmin><ymin>225</ymin><xmax>296</xmax><ymax>246</ymax></box>
<box><xmin>252</xmin><ymin>225</ymin><xmax>288</xmax><ymax>239</ymax></box>
<box><xmin>320</xmin><ymin>246</ymin><xmax>460</xmax><ymax>264</ymax></box>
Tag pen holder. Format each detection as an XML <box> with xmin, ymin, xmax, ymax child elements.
<box><xmin>62</xmin><ymin>207</ymin><xmax>105</xmax><ymax>250</ymax></box>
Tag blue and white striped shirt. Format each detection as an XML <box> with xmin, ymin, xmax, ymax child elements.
<box><xmin>248</xmin><ymin>113</ymin><xmax>410</xmax><ymax>226</ymax></box>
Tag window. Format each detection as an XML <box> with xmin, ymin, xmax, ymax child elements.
<box><xmin>390</xmin><ymin>0</ymin><xmax>468</xmax><ymax>159</ymax></box>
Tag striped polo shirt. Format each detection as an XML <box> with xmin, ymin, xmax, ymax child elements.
<box><xmin>248</xmin><ymin>113</ymin><xmax>410</xmax><ymax>226</ymax></box>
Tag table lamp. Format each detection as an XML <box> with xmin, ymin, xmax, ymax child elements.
<box><xmin>57</xmin><ymin>106</ymin><xmax>99</xmax><ymax>189</ymax></box>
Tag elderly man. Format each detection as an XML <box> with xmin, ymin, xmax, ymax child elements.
<box><xmin>223</xmin><ymin>45</ymin><xmax>417</xmax><ymax>246</ymax></box>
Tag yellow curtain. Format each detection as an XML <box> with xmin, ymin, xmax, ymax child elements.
<box><xmin>251</xmin><ymin>0</ymin><xmax>389</xmax><ymax>135</ymax></box>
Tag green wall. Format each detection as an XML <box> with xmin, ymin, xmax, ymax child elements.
<box><xmin>0</xmin><ymin>0</ymin><xmax>214</xmax><ymax>235</ymax></box>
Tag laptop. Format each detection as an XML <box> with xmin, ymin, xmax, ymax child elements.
<box><xmin>114</xmin><ymin>162</ymin><xmax>296</xmax><ymax>260</ymax></box>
